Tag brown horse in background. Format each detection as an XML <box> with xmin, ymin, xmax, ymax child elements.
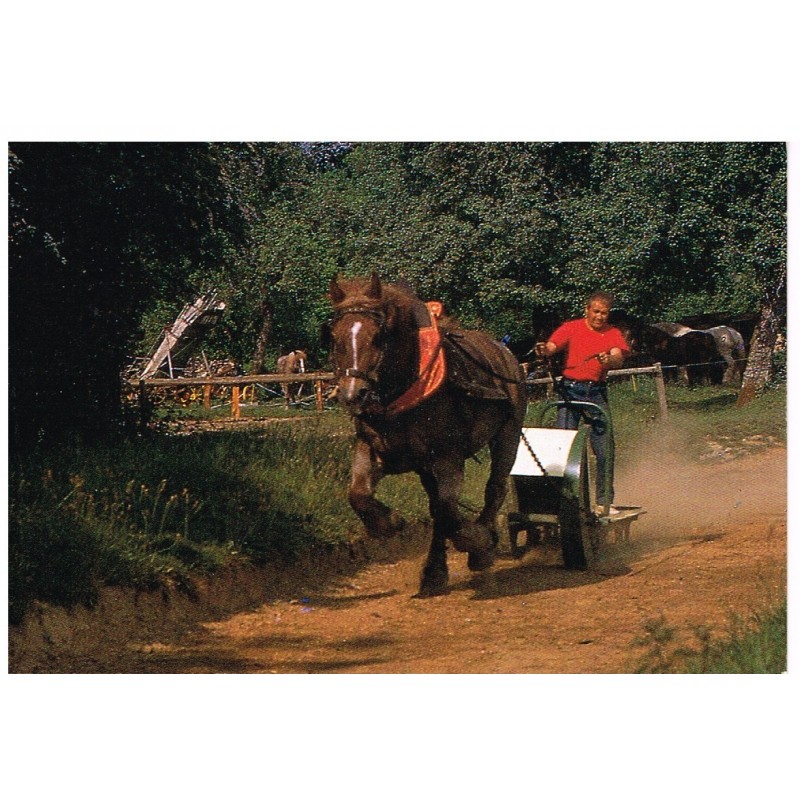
<box><xmin>276</xmin><ymin>349</ymin><xmax>308</xmax><ymax>407</ymax></box>
<box><xmin>327</xmin><ymin>273</ymin><xmax>526</xmax><ymax>596</ymax></box>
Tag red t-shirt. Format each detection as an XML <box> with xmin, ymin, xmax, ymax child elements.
<box><xmin>549</xmin><ymin>318</ymin><xmax>630</xmax><ymax>382</ymax></box>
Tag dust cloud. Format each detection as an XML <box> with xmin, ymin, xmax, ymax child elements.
<box><xmin>612</xmin><ymin>422</ymin><xmax>786</xmax><ymax>547</ymax></box>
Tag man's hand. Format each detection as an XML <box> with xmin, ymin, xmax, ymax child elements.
<box><xmin>598</xmin><ymin>348</ymin><xmax>624</xmax><ymax>369</ymax></box>
<box><xmin>534</xmin><ymin>341</ymin><xmax>555</xmax><ymax>358</ymax></box>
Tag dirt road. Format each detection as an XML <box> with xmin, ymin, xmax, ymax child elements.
<box><xmin>10</xmin><ymin>445</ymin><xmax>786</xmax><ymax>674</ymax></box>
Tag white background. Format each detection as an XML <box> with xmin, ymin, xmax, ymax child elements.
<box><xmin>2</xmin><ymin>3</ymin><xmax>797</xmax><ymax>798</ymax></box>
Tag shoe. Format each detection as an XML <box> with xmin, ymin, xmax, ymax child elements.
<box><xmin>595</xmin><ymin>504</ymin><xmax>620</xmax><ymax>516</ymax></box>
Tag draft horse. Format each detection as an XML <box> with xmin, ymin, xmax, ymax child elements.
<box><xmin>276</xmin><ymin>349</ymin><xmax>308</xmax><ymax>407</ymax></box>
<box><xmin>327</xmin><ymin>273</ymin><xmax>526</xmax><ymax>596</ymax></box>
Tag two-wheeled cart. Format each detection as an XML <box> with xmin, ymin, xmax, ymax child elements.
<box><xmin>500</xmin><ymin>399</ymin><xmax>644</xmax><ymax>569</ymax></box>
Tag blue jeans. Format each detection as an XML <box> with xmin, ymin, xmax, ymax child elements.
<box><xmin>556</xmin><ymin>380</ymin><xmax>614</xmax><ymax>506</ymax></box>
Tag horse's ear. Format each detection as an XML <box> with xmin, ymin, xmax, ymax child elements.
<box><xmin>365</xmin><ymin>271</ymin><xmax>382</xmax><ymax>300</ymax></box>
<box><xmin>329</xmin><ymin>276</ymin><xmax>346</xmax><ymax>305</ymax></box>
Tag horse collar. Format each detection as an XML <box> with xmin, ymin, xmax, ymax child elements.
<box><xmin>384</xmin><ymin>301</ymin><xmax>446</xmax><ymax>417</ymax></box>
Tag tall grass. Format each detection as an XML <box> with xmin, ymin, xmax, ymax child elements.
<box><xmin>8</xmin><ymin>414</ymin><xmax>432</xmax><ymax>624</ymax></box>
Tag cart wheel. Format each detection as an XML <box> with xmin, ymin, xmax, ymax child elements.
<box><xmin>559</xmin><ymin>442</ymin><xmax>597</xmax><ymax>569</ymax></box>
<box><xmin>560</xmin><ymin>503</ymin><xmax>586</xmax><ymax>569</ymax></box>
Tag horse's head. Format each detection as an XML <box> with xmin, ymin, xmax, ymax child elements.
<box><xmin>327</xmin><ymin>272</ymin><xmax>400</xmax><ymax>414</ymax></box>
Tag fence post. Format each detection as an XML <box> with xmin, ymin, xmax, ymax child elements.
<box><xmin>315</xmin><ymin>379</ymin><xmax>323</xmax><ymax>412</ymax></box>
<box><xmin>232</xmin><ymin>385</ymin><xmax>241</xmax><ymax>420</ymax></box>
<box><xmin>654</xmin><ymin>362</ymin><xmax>668</xmax><ymax>419</ymax></box>
<box><xmin>203</xmin><ymin>383</ymin><xmax>211</xmax><ymax>411</ymax></box>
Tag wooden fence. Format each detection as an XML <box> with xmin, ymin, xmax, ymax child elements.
<box><xmin>133</xmin><ymin>371</ymin><xmax>336</xmax><ymax>425</ymax></box>
<box><xmin>526</xmin><ymin>363</ymin><xmax>669</xmax><ymax>419</ymax></box>
<box><xmin>131</xmin><ymin>362</ymin><xmax>669</xmax><ymax>427</ymax></box>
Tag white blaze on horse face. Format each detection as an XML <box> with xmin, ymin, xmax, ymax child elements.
<box><xmin>350</xmin><ymin>321</ymin><xmax>363</xmax><ymax>370</ymax></box>
<box><xmin>340</xmin><ymin>320</ymin><xmax>364</xmax><ymax>403</ymax></box>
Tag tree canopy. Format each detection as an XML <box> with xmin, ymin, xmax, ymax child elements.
<box><xmin>8</xmin><ymin>141</ymin><xmax>786</xmax><ymax>447</ymax></box>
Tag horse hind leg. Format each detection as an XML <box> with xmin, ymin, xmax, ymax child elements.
<box><xmin>422</xmin><ymin>456</ymin><xmax>495</xmax><ymax>592</ymax></box>
<box><xmin>471</xmin><ymin>417</ymin><xmax>521</xmax><ymax>569</ymax></box>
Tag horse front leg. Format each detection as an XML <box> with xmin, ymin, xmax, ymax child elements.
<box><xmin>348</xmin><ymin>439</ymin><xmax>405</xmax><ymax>538</ymax></box>
<box><xmin>416</xmin><ymin>469</ymin><xmax>454</xmax><ymax>596</ymax></box>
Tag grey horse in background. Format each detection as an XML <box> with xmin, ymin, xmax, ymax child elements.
<box><xmin>653</xmin><ymin>322</ymin><xmax>745</xmax><ymax>385</ymax></box>
<box><xmin>704</xmin><ymin>325</ymin><xmax>746</xmax><ymax>384</ymax></box>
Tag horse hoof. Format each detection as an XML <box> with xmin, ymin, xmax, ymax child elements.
<box><xmin>415</xmin><ymin>583</ymin><xmax>449</xmax><ymax>598</ymax></box>
<box><xmin>450</xmin><ymin>521</ymin><xmax>493</xmax><ymax>553</ymax></box>
<box><xmin>467</xmin><ymin>548</ymin><xmax>495</xmax><ymax>572</ymax></box>
<box><xmin>368</xmin><ymin>513</ymin><xmax>406</xmax><ymax>538</ymax></box>
<box><xmin>417</xmin><ymin>566</ymin><xmax>448</xmax><ymax>597</ymax></box>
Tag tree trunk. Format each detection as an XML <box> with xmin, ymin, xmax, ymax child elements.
<box><xmin>736</xmin><ymin>298</ymin><xmax>782</xmax><ymax>406</ymax></box>
<box><xmin>250</xmin><ymin>296</ymin><xmax>274</xmax><ymax>375</ymax></box>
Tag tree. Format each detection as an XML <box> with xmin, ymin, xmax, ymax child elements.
<box><xmin>241</xmin><ymin>142</ymin><xmax>786</xmax><ymax>361</ymax></box>
<box><xmin>732</xmin><ymin>144</ymin><xmax>787</xmax><ymax>404</ymax></box>
<box><xmin>8</xmin><ymin>142</ymin><xmax>304</xmax><ymax>448</ymax></box>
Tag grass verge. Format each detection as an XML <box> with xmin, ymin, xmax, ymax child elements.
<box><xmin>631</xmin><ymin>600</ymin><xmax>787</xmax><ymax>673</ymax></box>
<box><xmin>8</xmin><ymin>412</ymin><xmax>434</xmax><ymax>625</ymax></box>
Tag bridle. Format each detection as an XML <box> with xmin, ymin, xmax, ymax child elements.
<box><xmin>329</xmin><ymin>305</ymin><xmax>387</xmax><ymax>386</ymax></box>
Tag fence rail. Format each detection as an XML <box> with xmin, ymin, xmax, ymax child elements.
<box><xmin>131</xmin><ymin>362</ymin><xmax>671</xmax><ymax>428</ymax></box>
<box><xmin>527</xmin><ymin>363</ymin><xmax>669</xmax><ymax>419</ymax></box>
<box><xmin>134</xmin><ymin>371</ymin><xmax>335</xmax><ymax>387</ymax></box>
<box><xmin>130</xmin><ymin>372</ymin><xmax>337</xmax><ymax>425</ymax></box>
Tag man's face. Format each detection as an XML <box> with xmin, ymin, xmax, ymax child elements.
<box><xmin>585</xmin><ymin>300</ymin><xmax>610</xmax><ymax>331</ymax></box>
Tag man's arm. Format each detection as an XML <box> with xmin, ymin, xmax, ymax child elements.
<box><xmin>597</xmin><ymin>347</ymin><xmax>624</xmax><ymax>369</ymax></box>
<box><xmin>534</xmin><ymin>340</ymin><xmax>559</xmax><ymax>358</ymax></box>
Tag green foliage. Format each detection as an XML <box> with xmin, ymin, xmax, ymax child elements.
<box><xmin>236</xmin><ymin>142</ymin><xmax>785</xmax><ymax>360</ymax></box>
<box><xmin>632</xmin><ymin>602</ymin><xmax>786</xmax><ymax>673</ymax></box>
<box><xmin>683</xmin><ymin>601</ymin><xmax>787</xmax><ymax>673</ymax></box>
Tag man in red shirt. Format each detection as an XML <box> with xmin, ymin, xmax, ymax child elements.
<box><xmin>535</xmin><ymin>291</ymin><xmax>629</xmax><ymax>515</ymax></box>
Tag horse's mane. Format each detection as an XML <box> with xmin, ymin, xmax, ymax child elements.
<box><xmin>334</xmin><ymin>276</ymin><xmax>461</xmax><ymax>333</ymax></box>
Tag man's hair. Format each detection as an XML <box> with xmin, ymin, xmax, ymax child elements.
<box><xmin>586</xmin><ymin>291</ymin><xmax>615</xmax><ymax>308</ymax></box>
